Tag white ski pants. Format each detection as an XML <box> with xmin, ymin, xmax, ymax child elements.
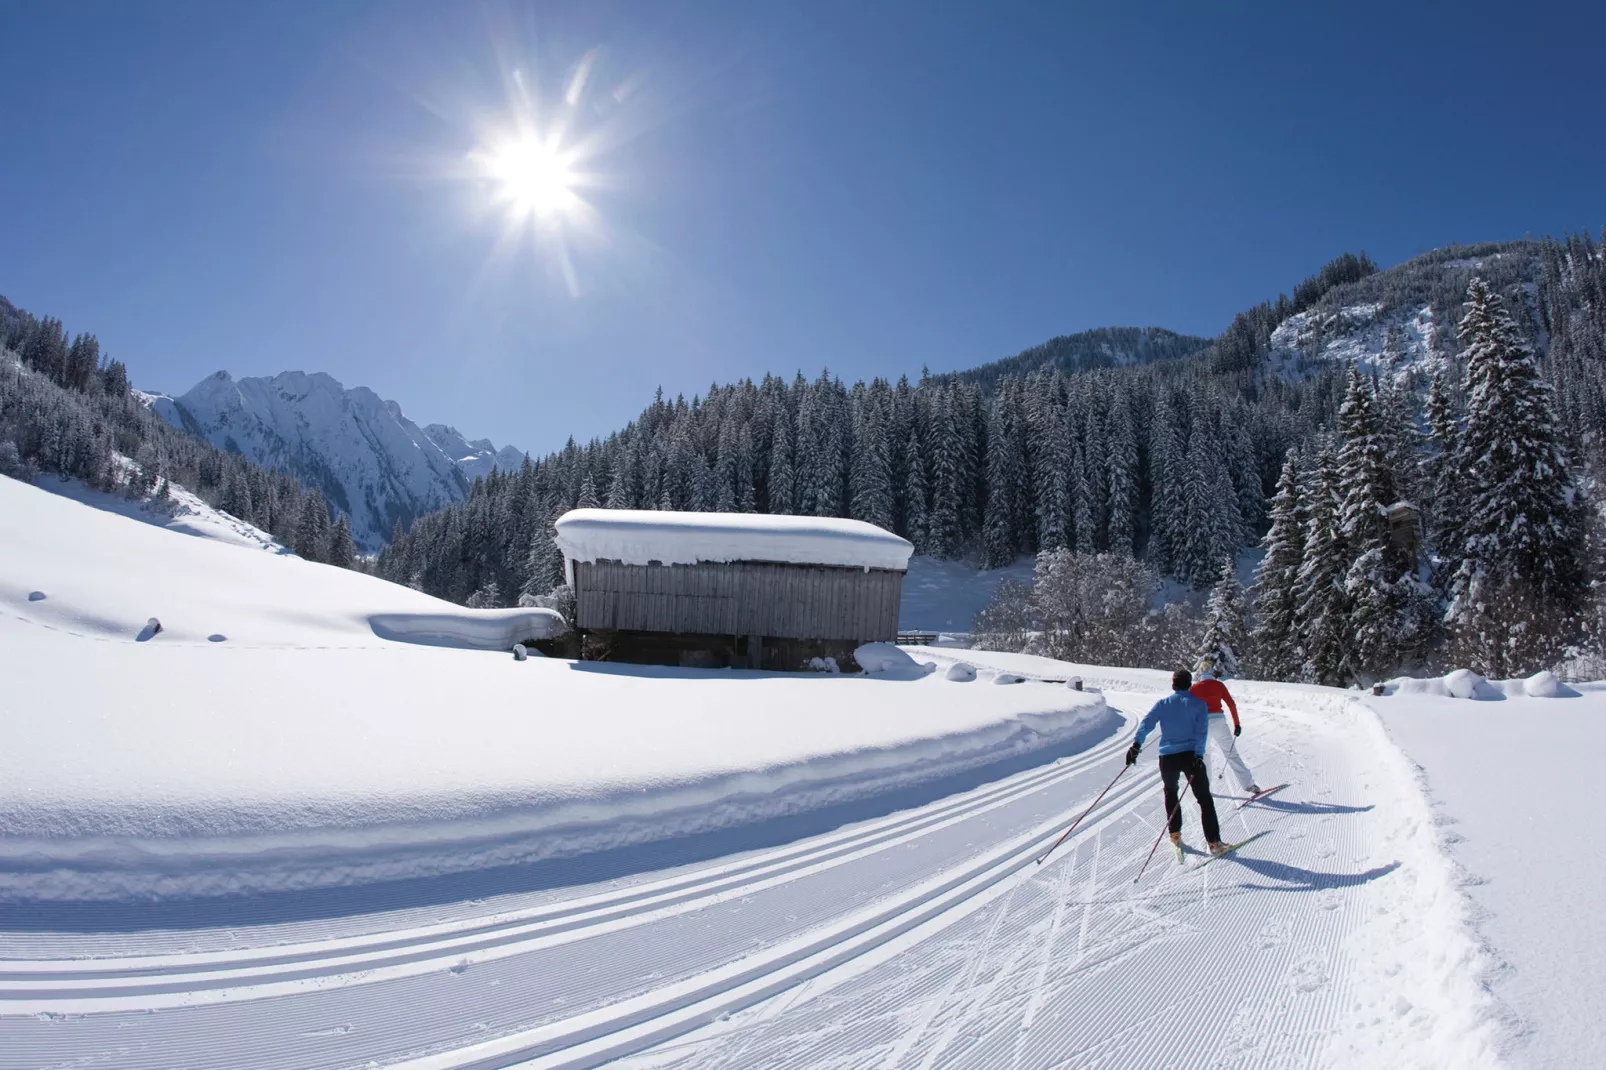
<box><xmin>1207</xmin><ymin>715</ymin><xmax>1256</xmax><ymax>792</ymax></box>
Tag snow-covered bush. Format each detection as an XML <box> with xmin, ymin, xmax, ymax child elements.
<box><xmin>1443</xmin><ymin>668</ymin><xmax>1486</xmax><ymax>699</ymax></box>
<box><xmin>944</xmin><ymin>661</ymin><xmax>977</xmax><ymax>682</ymax></box>
<box><xmin>1523</xmin><ymin>670</ymin><xmax>1562</xmax><ymax>698</ymax></box>
<box><xmin>808</xmin><ymin>656</ymin><xmax>840</xmax><ymax>674</ymax></box>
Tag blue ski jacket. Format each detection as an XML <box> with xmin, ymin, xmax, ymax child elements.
<box><xmin>1134</xmin><ymin>690</ymin><xmax>1210</xmax><ymax>756</ymax></box>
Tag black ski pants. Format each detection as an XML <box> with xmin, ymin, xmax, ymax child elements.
<box><xmin>1159</xmin><ymin>751</ymin><xmax>1221</xmax><ymax>844</ymax></box>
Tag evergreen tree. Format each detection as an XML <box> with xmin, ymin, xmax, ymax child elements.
<box><xmin>1446</xmin><ymin>279</ymin><xmax>1588</xmax><ymax>675</ymax></box>
<box><xmin>1197</xmin><ymin>556</ymin><xmax>1248</xmax><ymax>677</ymax></box>
<box><xmin>294</xmin><ymin>490</ymin><xmax>331</xmax><ymax>563</ymax></box>
<box><xmin>326</xmin><ymin>514</ymin><xmax>357</xmax><ymax>569</ymax></box>
<box><xmin>1421</xmin><ymin>363</ymin><xmax>1460</xmax><ymax>546</ymax></box>
<box><xmin>1336</xmin><ymin>369</ymin><xmax>1404</xmax><ymax>680</ymax></box>
<box><xmin>1294</xmin><ymin>441</ymin><xmax>1350</xmax><ymax>686</ymax></box>
<box><xmin>903</xmin><ymin>428</ymin><xmax>930</xmax><ymax>553</ymax></box>
<box><xmin>1251</xmin><ymin>450</ymin><xmax>1305</xmax><ymax>680</ymax></box>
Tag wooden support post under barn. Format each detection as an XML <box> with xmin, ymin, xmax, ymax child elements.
<box><xmin>553</xmin><ymin>509</ymin><xmax>914</xmax><ymax>672</ymax></box>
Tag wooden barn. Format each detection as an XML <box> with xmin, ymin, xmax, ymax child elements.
<box><xmin>552</xmin><ymin>509</ymin><xmax>914</xmax><ymax>670</ymax></box>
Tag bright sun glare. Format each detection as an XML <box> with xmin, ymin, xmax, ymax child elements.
<box><xmin>479</xmin><ymin>136</ymin><xmax>581</xmax><ymax>220</ymax></box>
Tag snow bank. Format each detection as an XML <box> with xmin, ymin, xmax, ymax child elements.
<box><xmin>0</xmin><ymin>475</ymin><xmax>1112</xmax><ymax>901</ymax></box>
<box><xmin>554</xmin><ymin>508</ymin><xmax>913</xmax><ymax>572</ymax></box>
<box><xmin>1443</xmin><ymin>668</ymin><xmax>1485</xmax><ymax>699</ymax></box>
<box><xmin>1523</xmin><ymin>670</ymin><xmax>1562</xmax><ymax>697</ymax></box>
<box><xmin>369</xmin><ymin>608</ymin><xmax>566</xmax><ymax>650</ymax></box>
<box><xmin>1383</xmin><ymin>669</ymin><xmax>1581</xmax><ymax>701</ymax></box>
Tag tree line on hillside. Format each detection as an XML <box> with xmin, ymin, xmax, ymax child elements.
<box><xmin>0</xmin><ymin>298</ymin><xmax>359</xmax><ymax>568</ymax></box>
<box><xmin>983</xmin><ymin>274</ymin><xmax>1603</xmax><ymax>682</ymax></box>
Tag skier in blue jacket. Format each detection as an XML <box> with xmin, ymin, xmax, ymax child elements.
<box><xmin>1126</xmin><ymin>668</ymin><xmax>1225</xmax><ymax>855</ymax></box>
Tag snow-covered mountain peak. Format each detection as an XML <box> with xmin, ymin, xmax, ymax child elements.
<box><xmin>148</xmin><ymin>370</ymin><xmax>526</xmax><ymax>549</ymax></box>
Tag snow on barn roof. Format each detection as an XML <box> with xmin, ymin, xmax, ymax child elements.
<box><xmin>553</xmin><ymin>509</ymin><xmax>914</xmax><ymax>572</ymax></box>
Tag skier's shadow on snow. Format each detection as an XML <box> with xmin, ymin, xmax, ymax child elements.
<box><xmin>1222</xmin><ymin>798</ymin><xmax>1373</xmax><ymax>817</ymax></box>
<box><xmin>1222</xmin><ymin>854</ymin><xmax>1400</xmax><ymax>892</ymax></box>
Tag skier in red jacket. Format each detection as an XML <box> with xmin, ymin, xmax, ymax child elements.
<box><xmin>1191</xmin><ymin>657</ymin><xmax>1261</xmax><ymax>796</ymax></box>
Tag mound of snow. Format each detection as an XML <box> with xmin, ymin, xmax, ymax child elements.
<box><xmin>855</xmin><ymin>642</ymin><xmax>918</xmax><ymax>674</ymax></box>
<box><xmin>1523</xmin><ymin>670</ymin><xmax>1562</xmax><ymax>698</ymax></box>
<box><xmin>1444</xmin><ymin>668</ymin><xmax>1487</xmax><ymax>699</ymax></box>
<box><xmin>555</xmin><ymin>508</ymin><xmax>913</xmax><ymax>572</ymax></box>
<box><xmin>945</xmin><ymin>661</ymin><xmax>977</xmax><ymax>682</ymax></box>
<box><xmin>993</xmin><ymin>672</ymin><xmax>1025</xmax><ymax>685</ymax></box>
<box><xmin>370</xmin><ymin>609</ymin><xmax>565</xmax><ymax>650</ymax></box>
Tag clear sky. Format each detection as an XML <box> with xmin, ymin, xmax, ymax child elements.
<box><xmin>3</xmin><ymin>1</ymin><xmax>1603</xmax><ymax>454</ymax></box>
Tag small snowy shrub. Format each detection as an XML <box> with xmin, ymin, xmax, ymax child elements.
<box><xmin>808</xmin><ymin>656</ymin><xmax>840</xmax><ymax>674</ymax></box>
<box><xmin>944</xmin><ymin>662</ymin><xmax>977</xmax><ymax>682</ymax></box>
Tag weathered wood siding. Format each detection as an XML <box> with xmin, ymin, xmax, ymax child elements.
<box><xmin>573</xmin><ymin>560</ymin><xmax>903</xmax><ymax>641</ymax></box>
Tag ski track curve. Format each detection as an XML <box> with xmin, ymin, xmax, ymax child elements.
<box><xmin>0</xmin><ymin>658</ymin><xmax>1497</xmax><ymax>1069</ymax></box>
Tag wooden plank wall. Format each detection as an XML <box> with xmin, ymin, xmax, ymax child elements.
<box><xmin>574</xmin><ymin>560</ymin><xmax>904</xmax><ymax>641</ymax></box>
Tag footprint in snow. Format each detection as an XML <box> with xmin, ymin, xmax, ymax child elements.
<box><xmin>1288</xmin><ymin>956</ymin><xmax>1329</xmax><ymax>993</ymax></box>
<box><xmin>1256</xmin><ymin>921</ymin><xmax>1288</xmax><ymax>949</ymax></box>
<box><xmin>28</xmin><ymin>591</ymin><xmax>45</xmax><ymax>601</ymax></box>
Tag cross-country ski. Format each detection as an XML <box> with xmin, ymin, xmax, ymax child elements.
<box><xmin>1236</xmin><ymin>782</ymin><xmax>1291</xmax><ymax>808</ymax></box>
<box><xmin>1192</xmin><ymin>829</ymin><xmax>1273</xmax><ymax>869</ymax></box>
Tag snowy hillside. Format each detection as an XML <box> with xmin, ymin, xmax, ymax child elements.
<box><xmin>144</xmin><ymin>371</ymin><xmax>526</xmax><ymax>549</ymax></box>
<box><xmin>0</xmin><ymin>472</ymin><xmax>1107</xmax><ymax>902</ymax></box>
<box><xmin>1264</xmin><ymin>242</ymin><xmax>1543</xmax><ymax>383</ymax></box>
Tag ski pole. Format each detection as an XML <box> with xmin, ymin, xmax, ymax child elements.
<box><xmin>1036</xmin><ymin>763</ymin><xmax>1129</xmax><ymax>866</ymax></box>
<box><xmin>1134</xmin><ymin>762</ymin><xmax>1201</xmax><ymax>884</ymax></box>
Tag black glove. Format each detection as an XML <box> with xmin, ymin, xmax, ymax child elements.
<box><xmin>1191</xmin><ymin>754</ymin><xmax>1209</xmax><ymax>778</ymax></box>
<box><xmin>1125</xmin><ymin>742</ymin><xmax>1140</xmax><ymax>766</ymax></box>
<box><xmin>1234</xmin><ymin>723</ymin><xmax>1242</xmax><ymax>738</ymax></box>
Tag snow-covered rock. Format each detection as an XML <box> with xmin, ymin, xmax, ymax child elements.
<box><xmin>554</xmin><ymin>509</ymin><xmax>914</xmax><ymax>571</ymax></box>
<box><xmin>145</xmin><ymin>371</ymin><xmax>524</xmax><ymax>550</ymax></box>
<box><xmin>992</xmin><ymin>672</ymin><xmax>1025</xmax><ymax>685</ymax></box>
<box><xmin>945</xmin><ymin>661</ymin><xmax>977</xmax><ymax>682</ymax></box>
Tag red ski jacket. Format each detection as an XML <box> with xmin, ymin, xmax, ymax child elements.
<box><xmin>1190</xmin><ymin>678</ymin><xmax>1240</xmax><ymax>729</ymax></box>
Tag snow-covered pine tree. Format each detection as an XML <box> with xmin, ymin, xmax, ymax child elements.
<box><xmin>1197</xmin><ymin>556</ymin><xmax>1248</xmax><ymax>677</ymax></box>
<box><xmin>903</xmin><ymin>428</ymin><xmax>930</xmax><ymax>553</ymax></box>
<box><xmin>576</xmin><ymin>473</ymin><xmax>600</xmax><ymax>510</ymax></box>
<box><xmin>1336</xmin><ymin>368</ymin><xmax>1402</xmax><ymax>680</ymax></box>
<box><xmin>1421</xmin><ymin>363</ymin><xmax>1459</xmax><ymax>548</ymax></box>
<box><xmin>1446</xmin><ymin>278</ymin><xmax>1589</xmax><ymax>676</ymax></box>
<box><xmin>1027</xmin><ymin>376</ymin><xmax>1069</xmax><ymax>552</ymax></box>
<box><xmin>1251</xmin><ymin>449</ymin><xmax>1304</xmax><ymax>681</ymax></box>
<box><xmin>928</xmin><ymin>389</ymin><xmax>967</xmax><ymax>558</ymax></box>
<box><xmin>1104</xmin><ymin>386</ymin><xmax>1139</xmax><ymax>556</ymax></box>
<box><xmin>981</xmin><ymin>387</ymin><xmax>1027</xmax><ymax>567</ymax></box>
<box><xmin>294</xmin><ymin>490</ymin><xmax>331</xmax><ymax>562</ymax></box>
<box><xmin>767</xmin><ymin>411</ymin><xmax>796</xmax><ymax>514</ymax></box>
<box><xmin>1293</xmin><ymin>440</ymin><xmax>1350</xmax><ymax>686</ymax></box>
<box><xmin>326</xmin><ymin>513</ymin><xmax>357</xmax><ymax>569</ymax></box>
<box><xmin>849</xmin><ymin>396</ymin><xmax>895</xmax><ymax>531</ymax></box>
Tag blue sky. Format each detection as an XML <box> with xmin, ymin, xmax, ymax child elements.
<box><xmin>3</xmin><ymin>1</ymin><xmax>1603</xmax><ymax>454</ymax></box>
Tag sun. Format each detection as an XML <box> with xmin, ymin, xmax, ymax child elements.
<box><xmin>475</xmin><ymin>134</ymin><xmax>581</xmax><ymax>221</ymax></box>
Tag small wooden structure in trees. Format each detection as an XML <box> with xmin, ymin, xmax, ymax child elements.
<box><xmin>553</xmin><ymin>509</ymin><xmax>913</xmax><ymax>670</ymax></box>
<box><xmin>1386</xmin><ymin>500</ymin><xmax>1423</xmax><ymax>560</ymax></box>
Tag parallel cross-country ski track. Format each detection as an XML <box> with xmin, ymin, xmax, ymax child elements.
<box><xmin>0</xmin><ymin>658</ymin><xmax>1500</xmax><ymax>1070</ymax></box>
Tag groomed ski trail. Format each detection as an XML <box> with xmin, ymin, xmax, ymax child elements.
<box><xmin>0</xmin><ymin>659</ymin><xmax>1504</xmax><ymax>1069</ymax></box>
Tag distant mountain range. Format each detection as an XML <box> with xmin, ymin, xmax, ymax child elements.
<box><xmin>142</xmin><ymin>371</ymin><xmax>526</xmax><ymax>549</ymax></box>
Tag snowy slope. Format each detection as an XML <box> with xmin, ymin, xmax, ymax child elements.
<box><xmin>1263</xmin><ymin>243</ymin><xmax>1542</xmax><ymax>384</ymax></box>
<box><xmin>145</xmin><ymin>371</ymin><xmax>524</xmax><ymax>549</ymax></box>
<box><xmin>33</xmin><ymin>470</ymin><xmax>289</xmax><ymax>554</ymax></box>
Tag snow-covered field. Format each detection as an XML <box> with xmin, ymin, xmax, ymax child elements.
<box><xmin>3</xmin><ymin>472</ymin><xmax>1596</xmax><ymax>1068</ymax></box>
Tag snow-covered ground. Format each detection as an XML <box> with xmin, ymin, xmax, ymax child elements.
<box><xmin>4</xmin><ymin>471</ymin><xmax>1594</xmax><ymax>1068</ymax></box>
<box><xmin>1371</xmin><ymin>682</ymin><xmax>1606</xmax><ymax>1070</ymax></box>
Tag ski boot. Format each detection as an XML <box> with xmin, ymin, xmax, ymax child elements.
<box><xmin>1208</xmin><ymin>841</ymin><xmax>1229</xmax><ymax>856</ymax></box>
